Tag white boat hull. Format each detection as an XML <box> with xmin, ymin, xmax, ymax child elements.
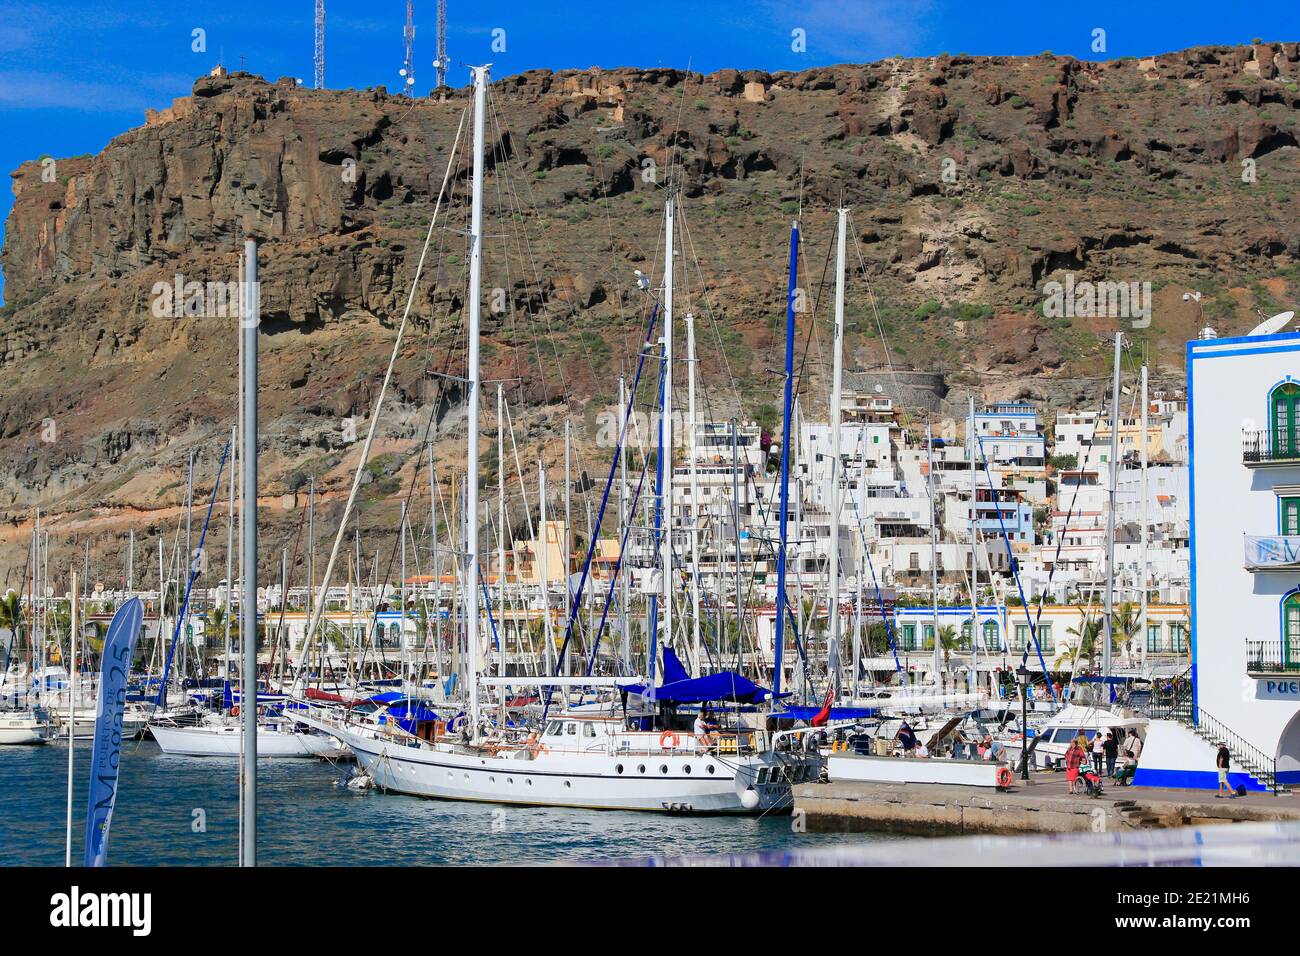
<box><xmin>0</xmin><ymin>712</ymin><xmax>55</xmax><ymax>745</ymax></box>
<box><xmin>316</xmin><ymin>717</ymin><xmax>809</xmax><ymax>814</ymax></box>
<box><xmin>150</xmin><ymin>721</ymin><xmax>349</xmax><ymax>759</ymax></box>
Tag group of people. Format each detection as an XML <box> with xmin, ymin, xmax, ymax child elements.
<box><xmin>895</xmin><ymin>722</ymin><xmax>1004</xmax><ymax>762</ymax></box>
<box><xmin>1065</xmin><ymin>728</ymin><xmax>1143</xmax><ymax>794</ymax></box>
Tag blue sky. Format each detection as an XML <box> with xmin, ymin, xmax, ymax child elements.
<box><xmin>1</xmin><ymin>0</ymin><xmax>1297</xmax><ymax>303</ymax></box>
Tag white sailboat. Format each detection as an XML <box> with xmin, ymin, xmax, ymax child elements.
<box><xmin>150</xmin><ymin>712</ymin><xmax>348</xmax><ymax>759</ymax></box>
<box><xmin>296</xmin><ymin>65</ymin><xmax>819</xmax><ymax>814</ymax></box>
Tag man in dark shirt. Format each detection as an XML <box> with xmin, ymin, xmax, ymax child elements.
<box><xmin>1216</xmin><ymin>743</ymin><xmax>1236</xmax><ymax>798</ymax></box>
<box><xmin>1103</xmin><ymin>731</ymin><xmax>1119</xmax><ymax>778</ymax></box>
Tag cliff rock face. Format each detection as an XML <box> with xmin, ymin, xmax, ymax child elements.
<box><xmin>1</xmin><ymin>45</ymin><xmax>1298</xmax><ymax>575</ymax></box>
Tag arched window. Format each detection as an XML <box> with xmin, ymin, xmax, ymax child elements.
<box><xmin>1272</xmin><ymin>383</ymin><xmax>1300</xmax><ymax>457</ymax></box>
<box><xmin>983</xmin><ymin>620</ymin><xmax>999</xmax><ymax>650</ymax></box>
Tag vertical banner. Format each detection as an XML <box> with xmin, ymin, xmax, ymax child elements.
<box><xmin>84</xmin><ymin>597</ymin><xmax>144</xmax><ymax>867</ymax></box>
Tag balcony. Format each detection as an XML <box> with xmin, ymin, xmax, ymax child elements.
<box><xmin>1243</xmin><ymin>535</ymin><xmax>1300</xmax><ymax>572</ymax></box>
<box><xmin>1242</xmin><ymin>429</ymin><xmax>1300</xmax><ymax>467</ymax></box>
<box><xmin>1246</xmin><ymin>639</ymin><xmax>1300</xmax><ymax>677</ymax></box>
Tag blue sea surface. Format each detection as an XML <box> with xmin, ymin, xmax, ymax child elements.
<box><xmin>0</xmin><ymin>741</ymin><xmax>898</xmax><ymax>866</ymax></box>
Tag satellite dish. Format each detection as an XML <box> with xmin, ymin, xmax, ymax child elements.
<box><xmin>1248</xmin><ymin>311</ymin><xmax>1294</xmax><ymax>337</ymax></box>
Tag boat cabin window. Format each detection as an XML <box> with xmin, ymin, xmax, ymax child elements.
<box><xmin>545</xmin><ymin>721</ymin><xmax>564</xmax><ymax>737</ymax></box>
<box><xmin>583</xmin><ymin>722</ymin><xmax>596</xmax><ymax>738</ymax></box>
<box><xmin>564</xmin><ymin>722</ymin><xmax>577</xmax><ymax>736</ymax></box>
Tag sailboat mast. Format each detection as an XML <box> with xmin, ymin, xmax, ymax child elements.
<box><xmin>239</xmin><ymin>237</ymin><xmax>259</xmax><ymax>867</ymax></box>
<box><xmin>618</xmin><ymin>375</ymin><xmax>630</xmax><ymax>671</ymax></box>
<box><xmin>464</xmin><ymin>64</ymin><xmax>488</xmax><ymax>738</ymax></box>
<box><xmin>1103</xmin><ymin>332</ymin><xmax>1123</xmax><ymax>684</ymax></box>
<box><xmin>927</xmin><ymin>417</ymin><xmax>940</xmax><ymax>686</ymax></box>
<box><xmin>1139</xmin><ymin>362</ymin><xmax>1149</xmax><ymax>667</ymax></box>
<box><xmin>686</xmin><ymin>311</ymin><xmax>701</xmax><ymax>675</ymax></box>
<box><xmin>773</xmin><ymin>219</ymin><xmax>799</xmax><ymax>701</ymax></box>
<box><xmin>969</xmin><ymin>393</ymin><xmax>978</xmax><ymax>693</ymax></box>
<box><xmin>659</xmin><ymin>196</ymin><xmax>675</xmax><ymax>685</ymax></box>
<box><xmin>828</xmin><ymin>207</ymin><xmax>847</xmax><ymax>696</ymax></box>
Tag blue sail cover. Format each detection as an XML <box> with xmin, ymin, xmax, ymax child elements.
<box><xmin>622</xmin><ymin>671</ymin><xmax>779</xmax><ymax>704</ymax></box>
<box><xmin>84</xmin><ymin>598</ymin><xmax>144</xmax><ymax>867</ymax></box>
<box><xmin>660</xmin><ymin>647</ymin><xmax>691</xmax><ymax>685</ymax></box>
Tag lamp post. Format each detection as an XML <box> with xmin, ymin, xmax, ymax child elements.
<box><xmin>1017</xmin><ymin>663</ymin><xmax>1031</xmax><ymax>781</ymax></box>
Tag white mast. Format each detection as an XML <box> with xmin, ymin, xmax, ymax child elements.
<box><xmin>65</xmin><ymin>570</ymin><xmax>77</xmax><ymax>867</ymax></box>
<box><xmin>497</xmin><ymin>384</ymin><xmax>507</xmax><ymax>681</ymax></box>
<box><xmin>563</xmin><ymin>420</ymin><xmax>572</xmax><ymax>675</ymax></box>
<box><xmin>1103</xmin><ymin>332</ymin><xmax>1122</xmax><ymax>682</ymax></box>
<box><xmin>828</xmin><ymin>207</ymin><xmax>847</xmax><ymax>696</ymax></box>
<box><xmin>686</xmin><ymin>311</ymin><xmax>702</xmax><ymax>675</ymax></box>
<box><xmin>969</xmin><ymin>393</ymin><xmax>978</xmax><ymax>693</ymax></box>
<box><xmin>618</xmin><ymin>375</ymin><xmax>630</xmax><ymax>671</ymax></box>
<box><xmin>1139</xmin><ymin>362</ymin><xmax>1149</xmax><ymax>667</ymax></box>
<box><xmin>539</xmin><ymin>463</ymin><xmax>551</xmax><ymax>674</ymax></box>
<box><xmin>239</xmin><ymin>237</ymin><xmax>259</xmax><ymax>866</ymax></box>
<box><xmin>225</xmin><ymin>423</ymin><xmax>236</xmax><ymax>677</ymax></box>
<box><xmin>660</xmin><ymin>195</ymin><xmax>675</xmax><ymax>680</ymax></box>
<box><xmin>464</xmin><ymin>64</ymin><xmax>488</xmax><ymax>738</ymax></box>
<box><xmin>927</xmin><ymin>417</ymin><xmax>941</xmax><ymax>686</ymax></box>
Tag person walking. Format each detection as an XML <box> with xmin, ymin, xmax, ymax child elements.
<box><xmin>1091</xmin><ymin>731</ymin><xmax>1105</xmax><ymax>775</ymax></box>
<box><xmin>1216</xmin><ymin>742</ymin><xmax>1236</xmax><ymax>798</ymax></box>
<box><xmin>1103</xmin><ymin>731</ymin><xmax>1119</xmax><ymax>778</ymax></box>
<box><xmin>1065</xmin><ymin>738</ymin><xmax>1085</xmax><ymax>794</ymax></box>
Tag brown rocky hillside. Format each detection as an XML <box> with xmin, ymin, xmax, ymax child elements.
<box><xmin>1</xmin><ymin>43</ymin><xmax>1298</xmax><ymax>583</ymax></box>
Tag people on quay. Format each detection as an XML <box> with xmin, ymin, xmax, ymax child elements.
<box><xmin>1091</xmin><ymin>731</ymin><xmax>1106</xmax><ymax>776</ymax></box>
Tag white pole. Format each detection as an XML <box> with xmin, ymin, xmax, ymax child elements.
<box><xmin>660</xmin><ymin>195</ymin><xmax>675</xmax><ymax>678</ymax></box>
<box><xmin>969</xmin><ymin>394</ymin><xmax>978</xmax><ymax>694</ymax></box>
<box><xmin>828</xmin><ymin>207</ymin><xmax>847</xmax><ymax>696</ymax></box>
<box><xmin>497</xmin><ymin>385</ymin><xmax>507</xmax><ymax>679</ymax></box>
<box><xmin>239</xmin><ymin>237</ymin><xmax>259</xmax><ymax>867</ymax></box>
<box><xmin>226</xmin><ymin>423</ymin><xmax>236</xmax><ymax>678</ymax></box>
<box><xmin>927</xmin><ymin>417</ymin><xmax>941</xmax><ymax>686</ymax></box>
<box><xmin>686</xmin><ymin>311</ymin><xmax>702</xmax><ymax>675</ymax></box>
<box><xmin>464</xmin><ymin>64</ymin><xmax>488</xmax><ymax>738</ymax></box>
<box><xmin>65</xmin><ymin>570</ymin><xmax>77</xmax><ymax>868</ymax></box>
<box><xmin>564</xmin><ymin>420</ymin><xmax>572</xmax><ymax>675</ymax></box>
<box><xmin>539</xmin><ymin>464</ymin><xmax>551</xmax><ymax>674</ymax></box>
<box><xmin>1139</xmin><ymin>363</ymin><xmax>1149</xmax><ymax>667</ymax></box>
<box><xmin>619</xmin><ymin>375</ymin><xmax>630</xmax><ymax>671</ymax></box>
<box><xmin>1103</xmin><ymin>332</ymin><xmax>1122</xmax><ymax>682</ymax></box>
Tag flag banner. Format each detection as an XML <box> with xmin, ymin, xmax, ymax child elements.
<box><xmin>1244</xmin><ymin>535</ymin><xmax>1300</xmax><ymax>570</ymax></box>
<box><xmin>84</xmin><ymin>597</ymin><xmax>144</xmax><ymax>867</ymax></box>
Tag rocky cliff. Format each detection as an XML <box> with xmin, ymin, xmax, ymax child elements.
<box><xmin>2</xmin><ymin>44</ymin><xmax>1298</xmax><ymax>581</ymax></box>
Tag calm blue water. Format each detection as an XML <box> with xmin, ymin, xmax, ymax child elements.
<box><xmin>1</xmin><ymin>741</ymin><xmax>895</xmax><ymax>866</ymax></box>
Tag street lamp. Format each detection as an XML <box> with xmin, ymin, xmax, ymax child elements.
<box><xmin>1016</xmin><ymin>663</ymin><xmax>1031</xmax><ymax>781</ymax></box>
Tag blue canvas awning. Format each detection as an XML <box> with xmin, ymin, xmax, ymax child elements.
<box><xmin>621</xmin><ymin>671</ymin><xmax>779</xmax><ymax>704</ymax></box>
<box><xmin>771</xmin><ymin>705</ymin><xmax>877</xmax><ymax>721</ymax></box>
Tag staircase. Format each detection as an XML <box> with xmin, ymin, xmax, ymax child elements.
<box><xmin>1166</xmin><ymin>700</ymin><xmax>1285</xmax><ymax>794</ymax></box>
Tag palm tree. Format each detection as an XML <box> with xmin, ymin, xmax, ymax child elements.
<box><xmin>1062</xmin><ymin>610</ymin><xmax>1104</xmax><ymax>672</ymax></box>
<box><xmin>936</xmin><ymin>624</ymin><xmax>959</xmax><ymax>687</ymax></box>
<box><xmin>1113</xmin><ymin>600</ymin><xmax>1140</xmax><ymax>666</ymax></box>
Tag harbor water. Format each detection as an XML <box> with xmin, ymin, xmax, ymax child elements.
<box><xmin>0</xmin><ymin>741</ymin><xmax>898</xmax><ymax>866</ymax></box>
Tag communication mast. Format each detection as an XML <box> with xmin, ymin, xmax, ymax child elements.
<box><xmin>434</xmin><ymin>0</ymin><xmax>447</xmax><ymax>92</ymax></box>
<box><xmin>401</xmin><ymin>1</ymin><xmax>416</xmax><ymax>96</ymax></box>
<box><xmin>314</xmin><ymin>0</ymin><xmax>325</xmax><ymax>89</ymax></box>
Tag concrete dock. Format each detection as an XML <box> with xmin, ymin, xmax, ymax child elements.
<box><xmin>793</xmin><ymin>776</ymin><xmax>1300</xmax><ymax>836</ymax></box>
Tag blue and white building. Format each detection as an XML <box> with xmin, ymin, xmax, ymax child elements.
<box><xmin>1135</xmin><ymin>331</ymin><xmax>1300</xmax><ymax>790</ymax></box>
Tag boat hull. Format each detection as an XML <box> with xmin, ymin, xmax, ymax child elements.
<box><xmin>323</xmin><ymin>719</ymin><xmax>808</xmax><ymax>814</ymax></box>
<box><xmin>0</xmin><ymin>712</ymin><xmax>55</xmax><ymax>745</ymax></box>
<box><xmin>150</xmin><ymin>721</ymin><xmax>349</xmax><ymax>759</ymax></box>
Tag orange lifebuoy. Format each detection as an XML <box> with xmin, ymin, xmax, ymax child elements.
<box><xmin>659</xmin><ymin>730</ymin><xmax>681</xmax><ymax>749</ymax></box>
<box><xmin>996</xmin><ymin>766</ymin><xmax>1013</xmax><ymax>789</ymax></box>
<box><xmin>230</xmin><ymin>705</ymin><xmax>240</xmax><ymax>717</ymax></box>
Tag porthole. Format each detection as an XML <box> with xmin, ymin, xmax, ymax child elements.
<box><xmin>489</xmin><ymin>776</ymin><xmax>496</xmax><ymax>784</ymax></box>
<box><xmin>563</xmin><ymin>780</ymin><xmax>572</xmax><ymax>789</ymax></box>
<box><xmin>507</xmin><ymin>777</ymin><xmax>514</xmax><ymax>785</ymax></box>
<box><xmin>615</xmin><ymin>764</ymin><xmax>624</xmax><ymax>774</ymax></box>
<box><xmin>684</xmin><ymin>765</ymin><xmax>692</xmax><ymax>774</ymax></box>
<box><xmin>637</xmin><ymin>764</ymin><xmax>646</xmax><ymax>774</ymax></box>
<box><xmin>660</xmin><ymin>764</ymin><xmax>669</xmax><ymax>775</ymax></box>
<box><xmin>707</xmin><ymin>764</ymin><xmax>716</xmax><ymax>774</ymax></box>
<box><xmin>527</xmin><ymin>778</ymin><xmax>533</xmax><ymax>786</ymax></box>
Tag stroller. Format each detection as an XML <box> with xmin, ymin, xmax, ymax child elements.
<box><xmin>1080</xmin><ymin>767</ymin><xmax>1105</xmax><ymax>797</ymax></box>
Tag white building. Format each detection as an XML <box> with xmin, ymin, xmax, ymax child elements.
<box><xmin>1136</xmin><ymin>331</ymin><xmax>1300</xmax><ymax>791</ymax></box>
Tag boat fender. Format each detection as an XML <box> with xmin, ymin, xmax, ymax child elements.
<box><xmin>659</xmin><ymin>731</ymin><xmax>681</xmax><ymax>750</ymax></box>
<box><xmin>996</xmin><ymin>766</ymin><xmax>1013</xmax><ymax>789</ymax></box>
